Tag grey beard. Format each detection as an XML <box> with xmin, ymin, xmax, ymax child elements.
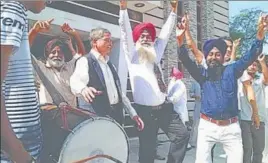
<box><xmin>136</xmin><ymin>43</ymin><xmax>156</xmax><ymax>63</ymax></box>
<box><xmin>47</xmin><ymin>58</ymin><xmax>64</xmax><ymax>68</ymax></box>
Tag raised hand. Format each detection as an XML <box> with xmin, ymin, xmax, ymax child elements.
<box><xmin>233</xmin><ymin>38</ymin><xmax>241</xmax><ymax>48</ymax></box>
<box><xmin>258</xmin><ymin>53</ymin><xmax>266</xmax><ymax>63</ymax></box>
<box><xmin>32</xmin><ymin>18</ymin><xmax>54</xmax><ymax>33</ymax></box>
<box><xmin>176</xmin><ymin>21</ymin><xmax>186</xmax><ymax>46</ymax></box>
<box><xmin>256</xmin><ymin>13</ymin><xmax>268</xmax><ymax>40</ymax></box>
<box><xmin>170</xmin><ymin>0</ymin><xmax>178</xmax><ymax>12</ymax></box>
<box><xmin>119</xmin><ymin>0</ymin><xmax>127</xmax><ymax>10</ymax></box>
<box><xmin>61</xmin><ymin>23</ymin><xmax>77</xmax><ymax>36</ymax></box>
<box><xmin>64</xmin><ymin>37</ymin><xmax>73</xmax><ymax>47</ymax></box>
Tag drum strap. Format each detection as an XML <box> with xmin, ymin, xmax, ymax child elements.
<box><xmin>31</xmin><ymin>55</ymin><xmax>66</xmax><ymax>106</ymax></box>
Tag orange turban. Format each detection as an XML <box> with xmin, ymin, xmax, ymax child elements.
<box><xmin>132</xmin><ymin>22</ymin><xmax>156</xmax><ymax>43</ymax></box>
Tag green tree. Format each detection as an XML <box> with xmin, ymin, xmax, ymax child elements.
<box><xmin>229</xmin><ymin>8</ymin><xmax>268</xmax><ymax>56</ymax></box>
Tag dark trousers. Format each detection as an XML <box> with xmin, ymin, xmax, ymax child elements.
<box><xmin>108</xmin><ymin>103</ymin><xmax>124</xmax><ymax>125</ymax></box>
<box><xmin>241</xmin><ymin>120</ymin><xmax>265</xmax><ymax>163</ymax></box>
<box><xmin>135</xmin><ymin>103</ymin><xmax>190</xmax><ymax>163</ymax></box>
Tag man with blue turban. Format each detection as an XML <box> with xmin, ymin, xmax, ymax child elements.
<box><xmin>176</xmin><ymin>13</ymin><xmax>267</xmax><ymax>163</ymax></box>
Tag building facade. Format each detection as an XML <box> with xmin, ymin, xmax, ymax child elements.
<box><xmin>28</xmin><ymin>1</ymin><xmax>229</xmax><ymax>135</ymax></box>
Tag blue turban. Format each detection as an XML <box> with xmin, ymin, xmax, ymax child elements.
<box><xmin>203</xmin><ymin>39</ymin><xmax>227</xmax><ymax>59</ymax></box>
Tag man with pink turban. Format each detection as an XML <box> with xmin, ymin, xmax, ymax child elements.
<box><xmin>119</xmin><ymin>1</ymin><xmax>189</xmax><ymax>163</ymax></box>
<box><xmin>167</xmin><ymin>67</ymin><xmax>189</xmax><ymax>126</ymax></box>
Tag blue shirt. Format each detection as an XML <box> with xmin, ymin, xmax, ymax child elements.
<box><xmin>179</xmin><ymin>39</ymin><xmax>263</xmax><ymax>120</ymax></box>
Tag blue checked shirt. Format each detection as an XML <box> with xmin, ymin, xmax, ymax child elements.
<box><xmin>179</xmin><ymin>39</ymin><xmax>263</xmax><ymax>120</ymax></box>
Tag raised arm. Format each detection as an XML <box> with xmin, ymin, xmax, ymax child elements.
<box><xmin>154</xmin><ymin>1</ymin><xmax>178</xmax><ymax>63</ymax></box>
<box><xmin>178</xmin><ymin>46</ymin><xmax>206</xmax><ymax>84</ymax></box>
<box><xmin>29</xmin><ymin>19</ymin><xmax>54</xmax><ymax>47</ymax></box>
<box><xmin>230</xmin><ymin>38</ymin><xmax>241</xmax><ymax>62</ymax></box>
<box><xmin>61</xmin><ymin>23</ymin><xmax>86</xmax><ymax>56</ymax></box>
<box><xmin>119</xmin><ymin>0</ymin><xmax>135</xmax><ymax>62</ymax></box>
<box><xmin>234</xmin><ymin>14</ymin><xmax>267</xmax><ymax>77</ymax></box>
<box><xmin>182</xmin><ymin>13</ymin><xmax>204</xmax><ymax>64</ymax></box>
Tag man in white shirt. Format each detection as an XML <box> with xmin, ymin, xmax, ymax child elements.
<box><xmin>119</xmin><ymin>1</ymin><xmax>189</xmax><ymax>163</ymax></box>
<box><xmin>70</xmin><ymin>27</ymin><xmax>144</xmax><ymax>130</ymax></box>
<box><xmin>167</xmin><ymin>67</ymin><xmax>189</xmax><ymax>125</ymax></box>
<box><xmin>239</xmin><ymin>54</ymin><xmax>268</xmax><ymax>163</ymax></box>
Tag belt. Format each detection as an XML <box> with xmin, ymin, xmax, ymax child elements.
<box><xmin>201</xmin><ymin>113</ymin><xmax>238</xmax><ymax>126</ymax></box>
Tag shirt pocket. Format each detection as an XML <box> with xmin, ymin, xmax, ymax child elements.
<box><xmin>221</xmin><ymin>77</ymin><xmax>235</xmax><ymax>97</ymax></box>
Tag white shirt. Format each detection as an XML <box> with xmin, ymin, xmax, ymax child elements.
<box><xmin>70</xmin><ymin>49</ymin><xmax>137</xmax><ymax>118</ymax></box>
<box><xmin>119</xmin><ymin>9</ymin><xmax>177</xmax><ymax>106</ymax></box>
<box><xmin>239</xmin><ymin>74</ymin><xmax>266</xmax><ymax>122</ymax></box>
<box><xmin>167</xmin><ymin>78</ymin><xmax>189</xmax><ymax>124</ymax></box>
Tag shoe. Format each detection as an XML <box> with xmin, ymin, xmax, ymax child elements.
<box><xmin>155</xmin><ymin>154</ymin><xmax>165</xmax><ymax>160</ymax></box>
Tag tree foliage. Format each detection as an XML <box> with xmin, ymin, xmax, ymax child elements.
<box><xmin>229</xmin><ymin>8</ymin><xmax>268</xmax><ymax>57</ymax></box>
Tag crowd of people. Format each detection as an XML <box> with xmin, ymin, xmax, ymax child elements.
<box><xmin>1</xmin><ymin>0</ymin><xmax>267</xmax><ymax>163</ymax></box>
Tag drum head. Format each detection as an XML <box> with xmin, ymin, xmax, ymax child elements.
<box><xmin>58</xmin><ymin>117</ymin><xmax>129</xmax><ymax>163</ymax></box>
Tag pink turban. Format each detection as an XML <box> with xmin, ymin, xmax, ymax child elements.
<box><xmin>170</xmin><ymin>67</ymin><xmax>184</xmax><ymax>80</ymax></box>
<box><xmin>132</xmin><ymin>23</ymin><xmax>156</xmax><ymax>43</ymax></box>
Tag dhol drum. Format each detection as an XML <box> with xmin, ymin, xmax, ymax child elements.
<box><xmin>40</xmin><ymin>103</ymin><xmax>91</xmax><ymax>163</ymax></box>
<box><xmin>58</xmin><ymin>117</ymin><xmax>129</xmax><ymax>163</ymax></box>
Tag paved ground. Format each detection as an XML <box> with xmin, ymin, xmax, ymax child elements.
<box><xmin>128</xmin><ymin>134</ymin><xmax>227</xmax><ymax>163</ymax></box>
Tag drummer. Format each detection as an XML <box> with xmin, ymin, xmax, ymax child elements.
<box><xmin>29</xmin><ymin>20</ymin><xmax>86</xmax><ymax>108</ymax></box>
<box><xmin>70</xmin><ymin>27</ymin><xmax>144</xmax><ymax>130</ymax></box>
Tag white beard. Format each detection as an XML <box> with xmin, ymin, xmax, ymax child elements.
<box><xmin>136</xmin><ymin>42</ymin><xmax>156</xmax><ymax>64</ymax></box>
<box><xmin>47</xmin><ymin>58</ymin><xmax>64</xmax><ymax>68</ymax></box>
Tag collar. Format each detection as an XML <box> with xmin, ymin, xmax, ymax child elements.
<box><xmin>91</xmin><ymin>49</ymin><xmax>109</xmax><ymax>63</ymax></box>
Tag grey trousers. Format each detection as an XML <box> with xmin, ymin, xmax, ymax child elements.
<box><xmin>240</xmin><ymin>120</ymin><xmax>265</xmax><ymax>163</ymax></box>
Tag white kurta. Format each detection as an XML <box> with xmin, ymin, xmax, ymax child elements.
<box><xmin>167</xmin><ymin>78</ymin><xmax>189</xmax><ymax>124</ymax></box>
<box><xmin>118</xmin><ymin>9</ymin><xmax>177</xmax><ymax>106</ymax></box>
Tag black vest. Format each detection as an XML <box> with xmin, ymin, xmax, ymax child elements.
<box><xmin>85</xmin><ymin>53</ymin><xmax>123</xmax><ymax>117</ymax></box>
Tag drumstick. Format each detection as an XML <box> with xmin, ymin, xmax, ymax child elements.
<box><xmin>72</xmin><ymin>154</ymin><xmax>123</xmax><ymax>163</ymax></box>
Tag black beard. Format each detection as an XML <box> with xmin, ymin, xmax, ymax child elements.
<box><xmin>207</xmin><ymin>62</ymin><xmax>224</xmax><ymax>80</ymax></box>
